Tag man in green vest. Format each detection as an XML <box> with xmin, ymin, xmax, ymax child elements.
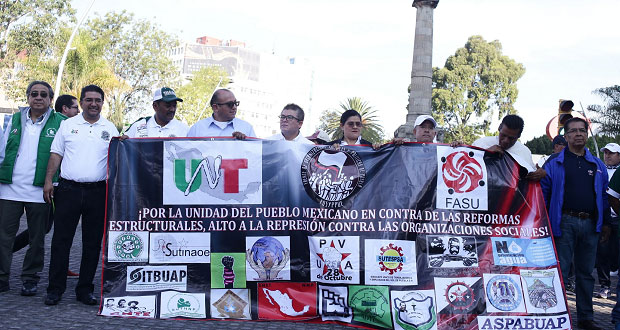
<box><xmin>0</xmin><ymin>80</ymin><xmax>66</xmax><ymax>296</ymax></box>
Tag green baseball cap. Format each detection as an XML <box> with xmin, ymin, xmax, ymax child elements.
<box><xmin>153</xmin><ymin>87</ymin><xmax>183</xmax><ymax>102</ymax></box>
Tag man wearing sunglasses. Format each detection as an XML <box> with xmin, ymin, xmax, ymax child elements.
<box><xmin>267</xmin><ymin>103</ymin><xmax>313</xmax><ymax>144</ymax></box>
<box><xmin>187</xmin><ymin>89</ymin><xmax>255</xmax><ymax>139</ymax></box>
<box><xmin>0</xmin><ymin>81</ymin><xmax>67</xmax><ymax>297</ymax></box>
<box><xmin>123</xmin><ymin>87</ymin><xmax>189</xmax><ymax>138</ymax></box>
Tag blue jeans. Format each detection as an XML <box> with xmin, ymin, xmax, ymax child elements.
<box><xmin>612</xmin><ymin>233</ymin><xmax>620</xmax><ymax>326</ymax></box>
<box><xmin>554</xmin><ymin>214</ymin><xmax>599</xmax><ymax>321</ymax></box>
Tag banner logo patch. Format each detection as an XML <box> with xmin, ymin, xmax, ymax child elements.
<box><xmin>211</xmin><ymin>289</ymin><xmax>251</xmax><ymax>319</ymax></box>
<box><xmin>163</xmin><ymin>141</ymin><xmax>262</xmax><ymax>205</ymax></box>
<box><xmin>101</xmin><ymin>295</ymin><xmax>156</xmax><ymax>318</ymax></box>
<box><xmin>520</xmin><ymin>268</ymin><xmax>566</xmax><ymax>314</ymax></box>
<box><xmin>391</xmin><ymin>290</ymin><xmax>437</xmax><ymax>330</ymax></box>
<box><xmin>107</xmin><ymin>231</ymin><xmax>148</xmax><ymax>262</ymax></box>
<box><xmin>258</xmin><ymin>282</ymin><xmax>317</xmax><ymax>320</ymax></box>
<box><xmin>126</xmin><ymin>266</ymin><xmax>187</xmax><ymax>291</ymax></box>
<box><xmin>246</xmin><ymin>236</ymin><xmax>291</xmax><ymax>281</ymax></box>
<box><xmin>318</xmin><ymin>285</ymin><xmax>352</xmax><ymax>323</ymax></box>
<box><xmin>149</xmin><ymin>232</ymin><xmax>210</xmax><ymax>264</ymax></box>
<box><xmin>349</xmin><ymin>285</ymin><xmax>392</xmax><ymax>328</ymax></box>
<box><xmin>309</xmin><ymin>236</ymin><xmax>360</xmax><ymax>284</ymax></box>
<box><xmin>436</xmin><ymin>146</ymin><xmax>488</xmax><ymax>210</ymax></box>
<box><xmin>427</xmin><ymin>235</ymin><xmax>478</xmax><ymax>268</ymax></box>
<box><xmin>484</xmin><ymin>274</ymin><xmax>526</xmax><ymax>313</ymax></box>
<box><xmin>160</xmin><ymin>291</ymin><xmax>206</xmax><ymax>318</ymax></box>
<box><xmin>364</xmin><ymin>239</ymin><xmax>417</xmax><ymax>285</ymax></box>
<box><xmin>491</xmin><ymin>237</ymin><xmax>557</xmax><ymax>267</ymax></box>
<box><xmin>301</xmin><ymin>147</ymin><xmax>366</xmax><ymax>208</ymax></box>
<box><xmin>211</xmin><ymin>253</ymin><xmax>246</xmax><ymax>289</ymax></box>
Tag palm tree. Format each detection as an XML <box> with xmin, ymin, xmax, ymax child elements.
<box><xmin>319</xmin><ymin>97</ymin><xmax>385</xmax><ymax>143</ymax></box>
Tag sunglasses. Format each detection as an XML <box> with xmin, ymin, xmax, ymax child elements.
<box><xmin>345</xmin><ymin>122</ymin><xmax>363</xmax><ymax>128</ymax></box>
<box><xmin>29</xmin><ymin>91</ymin><xmax>49</xmax><ymax>98</ymax></box>
<box><xmin>215</xmin><ymin>100</ymin><xmax>240</xmax><ymax>108</ymax></box>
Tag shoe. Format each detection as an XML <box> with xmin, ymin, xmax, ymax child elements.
<box><xmin>44</xmin><ymin>292</ymin><xmax>61</xmax><ymax>305</ymax></box>
<box><xmin>595</xmin><ymin>286</ymin><xmax>610</xmax><ymax>299</ymax></box>
<box><xmin>76</xmin><ymin>292</ymin><xmax>98</xmax><ymax>305</ymax></box>
<box><xmin>611</xmin><ymin>270</ymin><xmax>619</xmax><ymax>277</ymax></box>
<box><xmin>67</xmin><ymin>270</ymin><xmax>79</xmax><ymax>278</ymax></box>
<box><xmin>565</xmin><ymin>281</ymin><xmax>576</xmax><ymax>295</ymax></box>
<box><xmin>20</xmin><ymin>281</ymin><xmax>37</xmax><ymax>296</ymax></box>
<box><xmin>577</xmin><ymin>320</ymin><xmax>603</xmax><ymax>330</ymax></box>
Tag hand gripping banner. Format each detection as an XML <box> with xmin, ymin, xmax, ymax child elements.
<box><xmin>100</xmin><ymin>138</ymin><xmax>570</xmax><ymax>330</ymax></box>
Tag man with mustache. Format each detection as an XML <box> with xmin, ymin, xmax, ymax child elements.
<box><xmin>123</xmin><ymin>87</ymin><xmax>188</xmax><ymax>138</ymax></box>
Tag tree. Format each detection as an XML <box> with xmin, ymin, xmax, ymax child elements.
<box><xmin>87</xmin><ymin>11</ymin><xmax>180</xmax><ymax>129</ymax></box>
<box><xmin>524</xmin><ymin>135</ymin><xmax>552</xmax><ymax>155</ymax></box>
<box><xmin>175</xmin><ymin>66</ymin><xmax>229</xmax><ymax>125</ymax></box>
<box><xmin>431</xmin><ymin>35</ymin><xmax>525</xmax><ymax>144</ymax></box>
<box><xmin>318</xmin><ymin>97</ymin><xmax>384</xmax><ymax>143</ymax></box>
<box><xmin>0</xmin><ymin>0</ymin><xmax>73</xmax><ymax>61</ymax></box>
<box><xmin>587</xmin><ymin>85</ymin><xmax>620</xmax><ymax>136</ymax></box>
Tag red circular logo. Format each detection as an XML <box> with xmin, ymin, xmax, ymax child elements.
<box><xmin>441</xmin><ymin>151</ymin><xmax>484</xmax><ymax>194</ymax></box>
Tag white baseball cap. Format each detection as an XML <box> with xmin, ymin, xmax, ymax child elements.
<box><xmin>601</xmin><ymin>143</ymin><xmax>620</xmax><ymax>153</ymax></box>
<box><xmin>414</xmin><ymin>115</ymin><xmax>437</xmax><ymax>128</ymax></box>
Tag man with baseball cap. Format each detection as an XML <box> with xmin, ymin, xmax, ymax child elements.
<box><xmin>595</xmin><ymin>142</ymin><xmax>620</xmax><ymax>299</ymax></box>
<box><xmin>123</xmin><ymin>87</ymin><xmax>189</xmax><ymax>138</ymax></box>
<box><xmin>392</xmin><ymin>114</ymin><xmax>438</xmax><ymax>145</ymax></box>
<box><xmin>536</xmin><ymin>135</ymin><xmax>567</xmax><ymax>168</ymax></box>
<box><xmin>307</xmin><ymin>130</ymin><xmax>331</xmax><ymax>145</ymax></box>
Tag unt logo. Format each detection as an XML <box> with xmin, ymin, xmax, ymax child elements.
<box><xmin>174</xmin><ymin>156</ymin><xmax>248</xmax><ymax>195</ymax></box>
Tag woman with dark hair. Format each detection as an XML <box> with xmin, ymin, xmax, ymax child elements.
<box><xmin>327</xmin><ymin>109</ymin><xmax>372</xmax><ymax>146</ymax></box>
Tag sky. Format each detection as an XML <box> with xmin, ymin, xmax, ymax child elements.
<box><xmin>71</xmin><ymin>0</ymin><xmax>620</xmax><ymax>141</ymax></box>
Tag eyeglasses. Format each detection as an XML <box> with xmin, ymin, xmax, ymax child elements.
<box><xmin>215</xmin><ymin>100</ymin><xmax>240</xmax><ymax>108</ymax></box>
<box><xmin>83</xmin><ymin>98</ymin><xmax>103</xmax><ymax>104</ymax></box>
<box><xmin>278</xmin><ymin>115</ymin><xmax>300</xmax><ymax>121</ymax></box>
<box><xmin>29</xmin><ymin>91</ymin><xmax>48</xmax><ymax>98</ymax></box>
<box><xmin>566</xmin><ymin>128</ymin><xmax>587</xmax><ymax>134</ymax></box>
<box><xmin>346</xmin><ymin>122</ymin><xmax>363</xmax><ymax>128</ymax></box>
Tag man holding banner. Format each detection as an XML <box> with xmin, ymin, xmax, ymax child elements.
<box><xmin>43</xmin><ymin>85</ymin><xmax>119</xmax><ymax>306</ymax></box>
<box><xmin>541</xmin><ymin>117</ymin><xmax>608</xmax><ymax>330</ymax></box>
<box><xmin>186</xmin><ymin>89</ymin><xmax>254</xmax><ymax>139</ymax></box>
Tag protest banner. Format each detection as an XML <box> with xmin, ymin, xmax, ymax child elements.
<box><xmin>100</xmin><ymin>138</ymin><xmax>569</xmax><ymax>330</ymax></box>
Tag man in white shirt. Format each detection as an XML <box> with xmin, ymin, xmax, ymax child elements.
<box><xmin>123</xmin><ymin>87</ymin><xmax>189</xmax><ymax>138</ymax></box>
<box><xmin>267</xmin><ymin>104</ymin><xmax>313</xmax><ymax>144</ymax></box>
<box><xmin>0</xmin><ymin>81</ymin><xmax>66</xmax><ymax>296</ymax></box>
<box><xmin>186</xmin><ymin>89</ymin><xmax>255</xmax><ymax>139</ymax></box>
<box><xmin>43</xmin><ymin>85</ymin><xmax>119</xmax><ymax>306</ymax></box>
<box><xmin>473</xmin><ymin>114</ymin><xmax>546</xmax><ymax>181</ymax></box>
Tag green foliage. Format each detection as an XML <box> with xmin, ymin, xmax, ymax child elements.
<box><xmin>586</xmin><ymin>134</ymin><xmax>619</xmax><ymax>156</ymax></box>
<box><xmin>524</xmin><ymin>135</ymin><xmax>553</xmax><ymax>155</ymax></box>
<box><xmin>0</xmin><ymin>0</ymin><xmax>74</xmax><ymax>61</ymax></box>
<box><xmin>3</xmin><ymin>9</ymin><xmax>180</xmax><ymax>131</ymax></box>
<box><xmin>176</xmin><ymin>66</ymin><xmax>229</xmax><ymax>125</ymax></box>
<box><xmin>87</xmin><ymin>11</ymin><xmax>180</xmax><ymax>129</ymax></box>
<box><xmin>318</xmin><ymin>97</ymin><xmax>384</xmax><ymax>143</ymax></box>
<box><xmin>431</xmin><ymin>35</ymin><xmax>525</xmax><ymax>144</ymax></box>
<box><xmin>588</xmin><ymin>85</ymin><xmax>620</xmax><ymax>136</ymax></box>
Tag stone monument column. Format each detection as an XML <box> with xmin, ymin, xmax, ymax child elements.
<box><xmin>395</xmin><ymin>0</ymin><xmax>439</xmax><ymax>140</ymax></box>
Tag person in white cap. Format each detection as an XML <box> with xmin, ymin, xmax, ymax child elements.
<box><xmin>267</xmin><ymin>103</ymin><xmax>313</xmax><ymax>144</ymax></box>
<box><xmin>594</xmin><ymin>142</ymin><xmax>620</xmax><ymax>299</ymax></box>
<box><xmin>392</xmin><ymin>114</ymin><xmax>437</xmax><ymax>145</ymax></box>
<box><xmin>307</xmin><ymin>130</ymin><xmax>331</xmax><ymax>145</ymax></box>
<box><xmin>123</xmin><ymin>87</ymin><xmax>189</xmax><ymax>138</ymax></box>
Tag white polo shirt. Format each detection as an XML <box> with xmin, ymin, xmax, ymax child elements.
<box><xmin>267</xmin><ymin>132</ymin><xmax>314</xmax><ymax>144</ymax></box>
<box><xmin>0</xmin><ymin>109</ymin><xmax>51</xmax><ymax>203</ymax></box>
<box><xmin>51</xmin><ymin>114</ymin><xmax>119</xmax><ymax>182</ymax></box>
<box><xmin>124</xmin><ymin>117</ymin><xmax>189</xmax><ymax>138</ymax></box>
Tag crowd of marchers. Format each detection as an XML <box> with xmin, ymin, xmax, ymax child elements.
<box><xmin>1</xmin><ymin>81</ymin><xmax>620</xmax><ymax>330</ymax></box>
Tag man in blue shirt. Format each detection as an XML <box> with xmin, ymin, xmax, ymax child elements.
<box><xmin>541</xmin><ymin>117</ymin><xmax>609</xmax><ymax>330</ymax></box>
<box><xmin>186</xmin><ymin>89</ymin><xmax>255</xmax><ymax>139</ymax></box>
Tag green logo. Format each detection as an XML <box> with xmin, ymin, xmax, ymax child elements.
<box><xmin>45</xmin><ymin>128</ymin><xmax>57</xmax><ymax>138</ymax></box>
<box><xmin>177</xmin><ymin>298</ymin><xmax>191</xmax><ymax>308</ymax></box>
<box><xmin>113</xmin><ymin>233</ymin><xmax>144</xmax><ymax>259</ymax></box>
<box><xmin>349</xmin><ymin>286</ymin><xmax>392</xmax><ymax>328</ymax></box>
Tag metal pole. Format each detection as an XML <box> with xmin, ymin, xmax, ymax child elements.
<box><xmin>54</xmin><ymin>0</ymin><xmax>96</xmax><ymax>101</ymax></box>
<box><xmin>579</xmin><ymin>101</ymin><xmax>599</xmax><ymax>158</ymax></box>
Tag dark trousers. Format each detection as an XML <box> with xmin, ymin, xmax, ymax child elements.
<box><xmin>554</xmin><ymin>215</ymin><xmax>599</xmax><ymax>321</ymax></box>
<box><xmin>596</xmin><ymin>218</ymin><xmax>619</xmax><ymax>287</ymax></box>
<box><xmin>47</xmin><ymin>180</ymin><xmax>106</xmax><ymax>297</ymax></box>
<box><xmin>0</xmin><ymin>199</ymin><xmax>49</xmax><ymax>285</ymax></box>
<box><xmin>12</xmin><ymin>202</ymin><xmax>55</xmax><ymax>252</ymax></box>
